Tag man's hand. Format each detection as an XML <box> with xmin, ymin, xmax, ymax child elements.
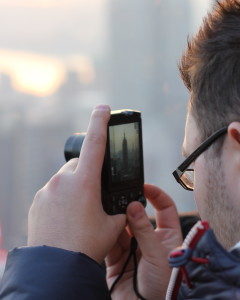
<box><xmin>28</xmin><ymin>105</ymin><xmax>126</xmax><ymax>263</ymax></box>
<box><xmin>106</xmin><ymin>184</ymin><xmax>182</xmax><ymax>300</ymax></box>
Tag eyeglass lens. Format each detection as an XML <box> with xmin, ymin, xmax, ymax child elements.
<box><xmin>180</xmin><ymin>168</ymin><xmax>194</xmax><ymax>190</ymax></box>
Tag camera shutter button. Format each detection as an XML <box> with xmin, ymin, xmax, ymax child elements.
<box><xmin>137</xmin><ymin>195</ymin><xmax>147</xmax><ymax>207</ymax></box>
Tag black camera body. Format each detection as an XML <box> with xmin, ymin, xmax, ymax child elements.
<box><xmin>64</xmin><ymin>109</ymin><xmax>146</xmax><ymax>215</ymax></box>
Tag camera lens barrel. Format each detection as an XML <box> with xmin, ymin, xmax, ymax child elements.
<box><xmin>64</xmin><ymin>133</ymin><xmax>86</xmax><ymax>162</ymax></box>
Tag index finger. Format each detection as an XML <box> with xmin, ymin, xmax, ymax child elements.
<box><xmin>144</xmin><ymin>183</ymin><xmax>181</xmax><ymax>230</ymax></box>
<box><xmin>76</xmin><ymin>105</ymin><xmax>111</xmax><ymax>181</ymax></box>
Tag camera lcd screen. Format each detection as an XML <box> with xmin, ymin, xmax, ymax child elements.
<box><xmin>109</xmin><ymin>122</ymin><xmax>141</xmax><ymax>184</ymax></box>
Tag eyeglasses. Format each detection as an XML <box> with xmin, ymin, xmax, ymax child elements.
<box><xmin>172</xmin><ymin>126</ymin><xmax>228</xmax><ymax>191</ymax></box>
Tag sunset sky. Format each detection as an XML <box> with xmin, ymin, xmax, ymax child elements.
<box><xmin>0</xmin><ymin>0</ymin><xmax>105</xmax><ymax>96</ymax></box>
<box><xmin>0</xmin><ymin>50</ymin><xmax>65</xmax><ymax>96</ymax></box>
<box><xmin>0</xmin><ymin>50</ymin><xmax>95</xmax><ymax>96</ymax></box>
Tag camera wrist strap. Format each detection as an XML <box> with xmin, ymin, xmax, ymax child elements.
<box><xmin>107</xmin><ymin>237</ymin><xmax>147</xmax><ymax>300</ymax></box>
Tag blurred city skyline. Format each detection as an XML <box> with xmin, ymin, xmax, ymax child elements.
<box><xmin>0</xmin><ymin>0</ymin><xmax>212</xmax><ymax>252</ymax></box>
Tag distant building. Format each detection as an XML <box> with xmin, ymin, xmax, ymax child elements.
<box><xmin>122</xmin><ymin>132</ymin><xmax>128</xmax><ymax>171</ymax></box>
<box><xmin>107</xmin><ymin>0</ymin><xmax>190</xmax><ymax>112</ymax></box>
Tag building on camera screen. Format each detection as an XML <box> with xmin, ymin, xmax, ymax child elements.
<box><xmin>109</xmin><ymin>122</ymin><xmax>140</xmax><ymax>183</ymax></box>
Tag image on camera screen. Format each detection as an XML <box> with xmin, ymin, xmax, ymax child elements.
<box><xmin>109</xmin><ymin>122</ymin><xmax>140</xmax><ymax>183</ymax></box>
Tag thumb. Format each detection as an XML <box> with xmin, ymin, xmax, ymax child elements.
<box><xmin>127</xmin><ymin>201</ymin><xmax>155</xmax><ymax>257</ymax></box>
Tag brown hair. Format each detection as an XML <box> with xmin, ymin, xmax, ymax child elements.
<box><xmin>179</xmin><ymin>0</ymin><xmax>240</xmax><ymax>142</ymax></box>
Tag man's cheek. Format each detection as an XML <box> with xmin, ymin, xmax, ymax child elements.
<box><xmin>193</xmin><ymin>157</ymin><xmax>208</xmax><ymax>220</ymax></box>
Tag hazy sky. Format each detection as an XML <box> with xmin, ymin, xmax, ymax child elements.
<box><xmin>0</xmin><ymin>0</ymin><xmax>211</xmax><ymax>97</ymax></box>
<box><xmin>0</xmin><ymin>0</ymin><xmax>105</xmax><ymax>7</ymax></box>
<box><xmin>189</xmin><ymin>0</ymin><xmax>212</xmax><ymax>34</ymax></box>
<box><xmin>0</xmin><ymin>0</ymin><xmax>106</xmax><ymax>96</ymax></box>
<box><xmin>0</xmin><ymin>0</ymin><xmax>106</xmax><ymax>53</ymax></box>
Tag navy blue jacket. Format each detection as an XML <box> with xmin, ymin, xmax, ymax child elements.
<box><xmin>166</xmin><ymin>221</ymin><xmax>240</xmax><ymax>300</ymax></box>
<box><xmin>0</xmin><ymin>246</ymin><xmax>108</xmax><ymax>299</ymax></box>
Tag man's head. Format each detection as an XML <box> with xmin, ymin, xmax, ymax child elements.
<box><xmin>180</xmin><ymin>0</ymin><xmax>240</xmax><ymax>139</ymax></box>
<box><xmin>179</xmin><ymin>0</ymin><xmax>240</xmax><ymax>248</ymax></box>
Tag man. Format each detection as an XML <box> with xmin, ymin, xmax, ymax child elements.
<box><xmin>1</xmin><ymin>0</ymin><xmax>240</xmax><ymax>299</ymax></box>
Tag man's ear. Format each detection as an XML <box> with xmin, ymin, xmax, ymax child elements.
<box><xmin>228</xmin><ymin>122</ymin><xmax>240</xmax><ymax>147</ymax></box>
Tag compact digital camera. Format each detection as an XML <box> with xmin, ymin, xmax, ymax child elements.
<box><xmin>64</xmin><ymin>109</ymin><xmax>146</xmax><ymax>215</ymax></box>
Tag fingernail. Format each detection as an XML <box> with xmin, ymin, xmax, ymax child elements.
<box><xmin>128</xmin><ymin>203</ymin><xmax>144</xmax><ymax>220</ymax></box>
<box><xmin>95</xmin><ymin>104</ymin><xmax>110</xmax><ymax>111</ymax></box>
